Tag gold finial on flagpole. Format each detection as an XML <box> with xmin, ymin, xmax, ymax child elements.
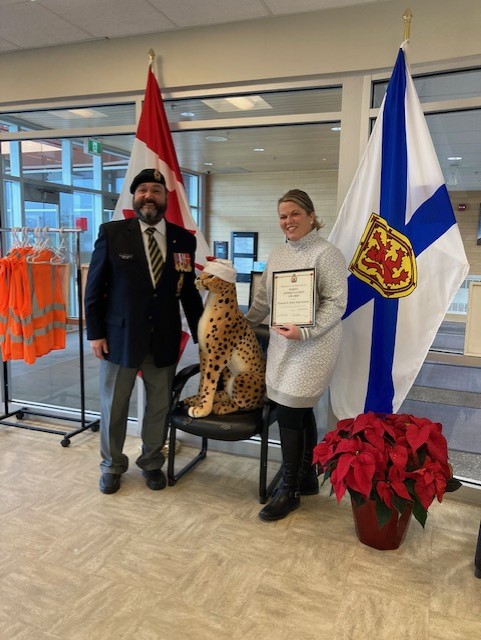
<box><xmin>403</xmin><ymin>9</ymin><xmax>413</xmax><ymax>41</ymax></box>
<box><xmin>148</xmin><ymin>49</ymin><xmax>156</xmax><ymax>64</ymax></box>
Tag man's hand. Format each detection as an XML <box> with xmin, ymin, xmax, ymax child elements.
<box><xmin>90</xmin><ymin>338</ymin><xmax>109</xmax><ymax>359</ymax></box>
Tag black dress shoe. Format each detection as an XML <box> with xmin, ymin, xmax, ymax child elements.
<box><xmin>258</xmin><ymin>488</ymin><xmax>300</xmax><ymax>522</ymax></box>
<box><xmin>142</xmin><ymin>469</ymin><xmax>166</xmax><ymax>490</ymax></box>
<box><xmin>99</xmin><ymin>473</ymin><xmax>121</xmax><ymax>494</ymax></box>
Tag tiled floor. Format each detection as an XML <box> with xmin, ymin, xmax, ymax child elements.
<box><xmin>1</xmin><ymin>424</ymin><xmax>480</xmax><ymax>640</ymax></box>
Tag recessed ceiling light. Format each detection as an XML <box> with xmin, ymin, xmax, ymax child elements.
<box><xmin>225</xmin><ymin>96</ymin><xmax>271</xmax><ymax>111</ymax></box>
<box><xmin>331</xmin><ymin>126</ymin><xmax>341</xmax><ymax>131</ymax></box>
<box><xmin>204</xmin><ymin>162</ymin><xmax>213</xmax><ymax>166</ymax></box>
<box><xmin>47</xmin><ymin>108</ymin><xmax>107</xmax><ymax>119</ymax></box>
<box><xmin>254</xmin><ymin>148</ymin><xmax>265</xmax><ymax>152</ymax></box>
<box><xmin>180</xmin><ymin>112</ymin><xmax>195</xmax><ymax>118</ymax></box>
<box><xmin>447</xmin><ymin>156</ymin><xmax>462</xmax><ymax>161</ymax></box>
<box><xmin>205</xmin><ymin>135</ymin><xmax>228</xmax><ymax>142</ymax></box>
<box><xmin>202</xmin><ymin>96</ymin><xmax>272</xmax><ymax>113</ymax></box>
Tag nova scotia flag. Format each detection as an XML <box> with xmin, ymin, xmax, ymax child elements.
<box><xmin>329</xmin><ymin>44</ymin><xmax>469</xmax><ymax>419</ymax></box>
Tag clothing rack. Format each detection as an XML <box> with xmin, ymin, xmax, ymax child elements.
<box><xmin>0</xmin><ymin>226</ymin><xmax>99</xmax><ymax>446</ymax></box>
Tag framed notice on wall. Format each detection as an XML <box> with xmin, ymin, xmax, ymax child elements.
<box><xmin>231</xmin><ymin>231</ymin><xmax>258</xmax><ymax>283</ymax></box>
<box><xmin>213</xmin><ymin>241</ymin><xmax>228</xmax><ymax>259</ymax></box>
<box><xmin>464</xmin><ymin>281</ymin><xmax>481</xmax><ymax>356</ymax></box>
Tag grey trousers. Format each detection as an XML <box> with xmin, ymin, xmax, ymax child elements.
<box><xmin>99</xmin><ymin>353</ymin><xmax>176</xmax><ymax>475</ymax></box>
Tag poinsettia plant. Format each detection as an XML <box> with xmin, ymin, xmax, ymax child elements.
<box><xmin>313</xmin><ymin>412</ymin><xmax>461</xmax><ymax>528</ymax></box>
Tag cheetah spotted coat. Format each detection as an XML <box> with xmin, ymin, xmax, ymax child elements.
<box><xmin>183</xmin><ymin>271</ymin><xmax>266</xmax><ymax>418</ymax></box>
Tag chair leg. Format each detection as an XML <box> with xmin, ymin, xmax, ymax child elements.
<box><xmin>259</xmin><ymin>434</ymin><xmax>282</xmax><ymax>504</ymax></box>
<box><xmin>167</xmin><ymin>421</ymin><xmax>177</xmax><ymax>486</ymax></box>
<box><xmin>475</xmin><ymin>522</ymin><xmax>481</xmax><ymax>578</ymax></box>
<box><xmin>259</xmin><ymin>419</ymin><xmax>269</xmax><ymax>503</ymax></box>
<box><xmin>167</xmin><ymin>423</ymin><xmax>208</xmax><ymax>486</ymax></box>
<box><xmin>259</xmin><ymin>403</ymin><xmax>282</xmax><ymax>503</ymax></box>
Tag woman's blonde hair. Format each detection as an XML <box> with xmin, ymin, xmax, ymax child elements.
<box><xmin>277</xmin><ymin>189</ymin><xmax>324</xmax><ymax>229</ymax></box>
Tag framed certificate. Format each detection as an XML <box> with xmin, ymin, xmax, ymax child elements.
<box><xmin>271</xmin><ymin>268</ymin><xmax>316</xmax><ymax>327</ymax></box>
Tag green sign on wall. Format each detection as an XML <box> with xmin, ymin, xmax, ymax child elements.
<box><xmin>86</xmin><ymin>139</ymin><xmax>102</xmax><ymax>155</ymax></box>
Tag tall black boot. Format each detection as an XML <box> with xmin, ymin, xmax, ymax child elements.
<box><xmin>299</xmin><ymin>410</ymin><xmax>320</xmax><ymax>495</ymax></box>
<box><xmin>259</xmin><ymin>427</ymin><xmax>304</xmax><ymax>522</ymax></box>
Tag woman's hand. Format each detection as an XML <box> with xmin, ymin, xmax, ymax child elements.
<box><xmin>272</xmin><ymin>323</ymin><xmax>301</xmax><ymax>340</ymax></box>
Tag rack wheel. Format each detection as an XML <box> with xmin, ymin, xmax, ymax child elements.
<box><xmin>61</xmin><ymin>438</ymin><xmax>70</xmax><ymax>447</ymax></box>
<box><xmin>91</xmin><ymin>423</ymin><xmax>99</xmax><ymax>432</ymax></box>
<box><xmin>15</xmin><ymin>411</ymin><xmax>24</xmax><ymax>419</ymax></box>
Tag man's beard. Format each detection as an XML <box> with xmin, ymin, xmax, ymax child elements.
<box><xmin>133</xmin><ymin>199</ymin><xmax>167</xmax><ymax>224</ymax></box>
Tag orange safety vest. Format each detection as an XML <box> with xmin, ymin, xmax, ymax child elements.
<box><xmin>0</xmin><ymin>255</ymin><xmax>11</xmax><ymax>360</ymax></box>
<box><xmin>3</xmin><ymin>248</ymin><xmax>35</xmax><ymax>364</ymax></box>
<box><xmin>27</xmin><ymin>251</ymin><xmax>67</xmax><ymax>358</ymax></box>
<box><xmin>1</xmin><ymin>246</ymin><xmax>67</xmax><ymax>364</ymax></box>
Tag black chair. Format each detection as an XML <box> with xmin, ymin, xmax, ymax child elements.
<box><xmin>166</xmin><ymin>325</ymin><xmax>280</xmax><ymax>503</ymax></box>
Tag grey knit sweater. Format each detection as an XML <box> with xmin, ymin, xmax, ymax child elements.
<box><xmin>246</xmin><ymin>229</ymin><xmax>347</xmax><ymax>408</ymax></box>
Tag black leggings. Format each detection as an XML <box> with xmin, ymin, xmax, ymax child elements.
<box><xmin>275</xmin><ymin>404</ymin><xmax>315</xmax><ymax>432</ymax></box>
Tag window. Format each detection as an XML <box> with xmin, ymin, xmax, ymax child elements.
<box><xmin>181</xmin><ymin>171</ymin><xmax>201</xmax><ymax>225</ymax></box>
<box><xmin>372</xmin><ymin>67</ymin><xmax>481</xmax><ymax>107</ymax></box>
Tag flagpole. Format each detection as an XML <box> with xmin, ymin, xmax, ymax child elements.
<box><xmin>403</xmin><ymin>9</ymin><xmax>413</xmax><ymax>41</ymax></box>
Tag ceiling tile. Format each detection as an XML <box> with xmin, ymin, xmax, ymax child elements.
<box><xmin>38</xmin><ymin>0</ymin><xmax>176</xmax><ymax>38</ymax></box>
<box><xmin>0</xmin><ymin>3</ymin><xmax>91</xmax><ymax>48</ymax></box>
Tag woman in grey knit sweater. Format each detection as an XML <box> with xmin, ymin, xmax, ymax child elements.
<box><xmin>246</xmin><ymin>189</ymin><xmax>347</xmax><ymax>521</ymax></box>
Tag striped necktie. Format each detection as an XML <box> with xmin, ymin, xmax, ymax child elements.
<box><xmin>146</xmin><ymin>227</ymin><xmax>164</xmax><ymax>287</ymax></box>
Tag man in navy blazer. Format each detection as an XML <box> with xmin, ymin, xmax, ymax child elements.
<box><xmin>85</xmin><ymin>168</ymin><xmax>203</xmax><ymax>494</ymax></box>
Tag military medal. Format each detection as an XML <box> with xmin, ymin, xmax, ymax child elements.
<box><xmin>173</xmin><ymin>252</ymin><xmax>192</xmax><ymax>272</ymax></box>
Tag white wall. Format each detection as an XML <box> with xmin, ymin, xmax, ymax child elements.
<box><xmin>1</xmin><ymin>0</ymin><xmax>480</xmax><ymax>105</ymax></box>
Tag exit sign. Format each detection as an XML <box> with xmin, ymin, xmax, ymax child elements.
<box><xmin>85</xmin><ymin>139</ymin><xmax>102</xmax><ymax>155</ymax></box>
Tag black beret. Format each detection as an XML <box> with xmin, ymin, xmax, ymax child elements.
<box><xmin>129</xmin><ymin>168</ymin><xmax>166</xmax><ymax>193</ymax></box>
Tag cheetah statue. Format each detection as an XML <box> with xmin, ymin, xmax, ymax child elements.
<box><xmin>183</xmin><ymin>258</ymin><xmax>266</xmax><ymax>418</ymax></box>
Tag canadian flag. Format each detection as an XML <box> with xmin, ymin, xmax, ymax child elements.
<box><xmin>113</xmin><ymin>65</ymin><xmax>210</xmax><ymax>359</ymax></box>
<box><xmin>113</xmin><ymin>65</ymin><xmax>210</xmax><ymax>269</ymax></box>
